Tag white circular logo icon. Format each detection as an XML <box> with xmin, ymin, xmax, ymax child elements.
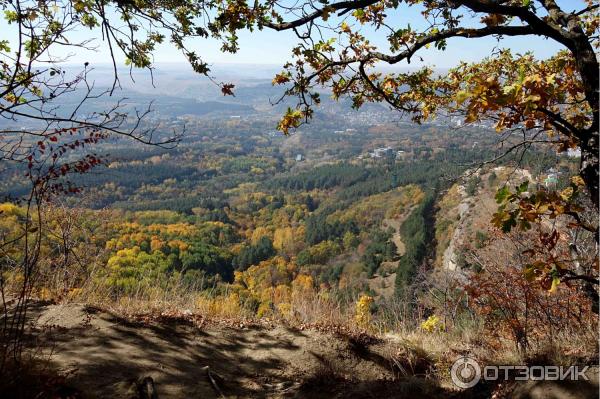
<box><xmin>451</xmin><ymin>356</ymin><xmax>481</xmax><ymax>388</ymax></box>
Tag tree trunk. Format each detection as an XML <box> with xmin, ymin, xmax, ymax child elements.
<box><xmin>570</xmin><ymin>29</ymin><xmax>599</xmax><ymax>211</ymax></box>
<box><xmin>580</xmin><ymin>134</ymin><xmax>599</xmax><ymax>211</ymax></box>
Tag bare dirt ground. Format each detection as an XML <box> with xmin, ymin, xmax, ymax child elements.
<box><xmin>23</xmin><ymin>302</ymin><xmax>599</xmax><ymax>399</ymax></box>
<box><xmin>367</xmin><ymin>272</ymin><xmax>396</xmax><ymax>299</ymax></box>
<box><xmin>27</xmin><ymin>302</ymin><xmax>458</xmax><ymax>398</ymax></box>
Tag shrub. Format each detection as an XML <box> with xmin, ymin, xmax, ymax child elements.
<box><xmin>420</xmin><ymin>315</ymin><xmax>444</xmax><ymax>333</ymax></box>
<box><xmin>355</xmin><ymin>294</ymin><xmax>374</xmax><ymax>329</ymax></box>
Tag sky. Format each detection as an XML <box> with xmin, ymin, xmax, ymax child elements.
<box><xmin>0</xmin><ymin>0</ymin><xmax>586</xmax><ymax>71</ymax></box>
<box><xmin>144</xmin><ymin>2</ymin><xmax>574</xmax><ymax>68</ymax></box>
<box><xmin>148</xmin><ymin>26</ymin><xmax>563</xmax><ymax>68</ymax></box>
<box><xmin>99</xmin><ymin>0</ymin><xmax>583</xmax><ymax>68</ymax></box>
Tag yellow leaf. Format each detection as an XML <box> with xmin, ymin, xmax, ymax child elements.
<box><xmin>272</xmin><ymin>73</ymin><xmax>290</xmax><ymax>85</ymax></box>
<box><xmin>549</xmin><ymin>276</ymin><xmax>560</xmax><ymax>293</ymax></box>
<box><xmin>571</xmin><ymin>175</ymin><xmax>585</xmax><ymax>187</ymax></box>
<box><xmin>536</xmin><ymin>203</ymin><xmax>549</xmax><ymax>213</ymax></box>
<box><xmin>455</xmin><ymin>90</ymin><xmax>469</xmax><ymax>105</ymax></box>
<box><xmin>559</xmin><ymin>187</ymin><xmax>573</xmax><ymax>201</ymax></box>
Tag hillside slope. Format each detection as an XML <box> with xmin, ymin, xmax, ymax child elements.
<box><xmin>435</xmin><ymin>167</ymin><xmax>533</xmax><ymax>270</ymax></box>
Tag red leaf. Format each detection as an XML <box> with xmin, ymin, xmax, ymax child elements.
<box><xmin>221</xmin><ymin>83</ymin><xmax>235</xmax><ymax>96</ymax></box>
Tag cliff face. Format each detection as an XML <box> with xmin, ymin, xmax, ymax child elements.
<box><xmin>434</xmin><ymin>167</ymin><xmax>534</xmax><ymax>271</ymax></box>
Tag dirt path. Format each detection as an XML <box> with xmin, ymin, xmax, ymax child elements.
<box><xmin>381</xmin><ymin>217</ymin><xmax>405</xmax><ymax>257</ymax></box>
<box><xmin>368</xmin><ymin>210</ymin><xmax>415</xmax><ymax>299</ymax></box>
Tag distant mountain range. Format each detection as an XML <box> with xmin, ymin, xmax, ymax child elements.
<box><xmin>3</xmin><ymin>62</ymin><xmax>408</xmax><ymax>129</ymax></box>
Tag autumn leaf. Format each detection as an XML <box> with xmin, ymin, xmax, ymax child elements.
<box><xmin>277</xmin><ymin>108</ymin><xmax>304</xmax><ymax>134</ymax></box>
<box><xmin>559</xmin><ymin>187</ymin><xmax>574</xmax><ymax>201</ymax></box>
<box><xmin>571</xmin><ymin>175</ymin><xmax>585</xmax><ymax>187</ymax></box>
<box><xmin>480</xmin><ymin>14</ymin><xmax>507</xmax><ymax>26</ymax></box>
<box><xmin>221</xmin><ymin>83</ymin><xmax>235</xmax><ymax>96</ymax></box>
<box><xmin>549</xmin><ymin>276</ymin><xmax>560</xmax><ymax>292</ymax></box>
<box><xmin>272</xmin><ymin>73</ymin><xmax>290</xmax><ymax>85</ymax></box>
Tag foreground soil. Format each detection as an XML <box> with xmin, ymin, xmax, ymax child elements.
<box><xmin>21</xmin><ymin>302</ymin><xmax>599</xmax><ymax>399</ymax></box>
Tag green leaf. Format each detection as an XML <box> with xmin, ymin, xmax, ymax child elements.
<box><xmin>516</xmin><ymin>180</ymin><xmax>529</xmax><ymax>194</ymax></box>
<box><xmin>0</xmin><ymin>40</ymin><xmax>10</xmax><ymax>52</ymax></box>
<box><xmin>501</xmin><ymin>214</ymin><xmax>517</xmax><ymax>233</ymax></box>
<box><xmin>495</xmin><ymin>186</ymin><xmax>510</xmax><ymax>204</ymax></box>
<box><xmin>4</xmin><ymin>10</ymin><xmax>18</xmax><ymax>23</ymax></box>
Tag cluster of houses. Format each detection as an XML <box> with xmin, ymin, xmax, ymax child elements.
<box><xmin>333</xmin><ymin>128</ymin><xmax>357</xmax><ymax>134</ymax></box>
<box><xmin>370</xmin><ymin>147</ymin><xmax>394</xmax><ymax>158</ymax></box>
<box><xmin>358</xmin><ymin>146</ymin><xmax>409</xmax><ymax>161</ymax></box>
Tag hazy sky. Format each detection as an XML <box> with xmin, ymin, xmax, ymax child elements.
<box><xmin>1</xmin><ymin>0</ymin><xmax>585</xmax><ymax>70</ymax></box>
<box><xmin>108</xmin><ymin>0</ymin><xmax>584</xmax><ymax>68</ymax></box>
